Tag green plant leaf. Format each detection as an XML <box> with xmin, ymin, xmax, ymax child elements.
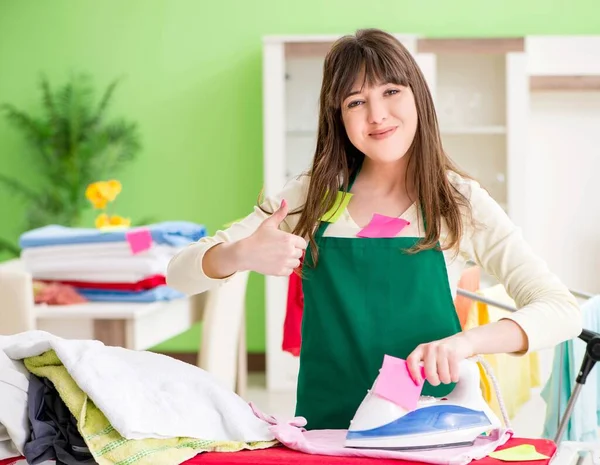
<box><xmin>0</xmin><ymin>237</ymin><xmax>20</xmax><ymax>257</ymax></box>
<box><xmin>0</xmin><ymin>104</ymin><xmax>52</xmax><ymax>165</ymax></box>
<box><xmin>1</xmin><ymin>72</ymin><xmax>142</xmax><ymax>234</ymax></box>
<box><xmin>90</xmin><ymin>77</ymin><xmax>121</xmax><ymax>128</ymax></box>
<box><xmin>0</xmin><ymin>173</ymin><xmax>39</xmax><ymax>201</ymax></box>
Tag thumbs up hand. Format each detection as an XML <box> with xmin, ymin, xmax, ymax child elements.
<box><xmin>239</xmin><ymin>199</ymin><xmax>307</xmax><ymax>276</ymax></box>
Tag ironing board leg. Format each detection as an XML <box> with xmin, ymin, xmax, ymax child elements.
<box><xmin>554</xmin><ymin>330</ymin><xmax>600</xmax><ymax>444</ymax></box>
<box><xmin>555</xmin><ymin>383</ymin><xmax>584</xmax><ymax>443</ymax></box>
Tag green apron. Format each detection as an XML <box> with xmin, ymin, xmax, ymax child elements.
<box><xmin>295</xmin><ymin>172</ymin><xmax>462</xmax><ymax>430</ymax></box>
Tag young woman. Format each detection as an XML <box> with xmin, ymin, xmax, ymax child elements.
<box><xmin>167</xmin><ymin>28</ymin><xmax>582</xmax><ymax>430</ymax></box>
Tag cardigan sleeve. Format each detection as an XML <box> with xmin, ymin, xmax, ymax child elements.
<box><xmin>456</xmin><ymin>175</ymin><xmax>582</xmax><ymax>353</ymax></box>
<box><xmin>166</xmin><ymin>175</ymin><xmax>309</xmax><ymax>295</ymax></box>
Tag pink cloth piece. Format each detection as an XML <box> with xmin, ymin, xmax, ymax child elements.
<box><xmin>33</xmin><ymin>280</ymin><xmax>88</xmax><ymax>305</ymax></box>
<box><xmin>250</xmin><ymin>403</ymin><xmax>513</xmax><ymax>465</ymax></box>
<box><xmin>374</xmin><ymin>355</ymin><xmax>426</xmax><ymax>410</ymax></box>
<box><xmin>357</xmin><ymin>214</ymin><xmax>410</xmax><ymax>238</ymax></box>
<box><xmin>125</xmin><ymin>228</ymin><xmax>153</xmax><ymax>254</ymax></box>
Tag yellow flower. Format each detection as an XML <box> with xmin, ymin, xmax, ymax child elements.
<box><xmin>95</xmin><ymin>213</ymin><xmax>131</xmax><ymax>230</ymax></box>
<box><xmin>108</xmin><ymin>214</ymin><xmax>131</xmax><ymax>227</ymax></box>
<box><xmin>86</xmin><ymin>184</ymin><xmax>108</xmax><ymax>209</ymax></box>
<box><xmin>98</xmin><ymin>180</ymin><xmax>122</xmax><ymax>202</ymax></box>
<box><xmin>85</xmin><ymin>180</ymin><xmax>122</xmax><ymax>209</ymax></box>
<box><xmin>94</xmin><ymin>213</ymin><xmax>110</xmax><ymax>228</ymax></box>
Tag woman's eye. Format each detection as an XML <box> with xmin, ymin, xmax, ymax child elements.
<box><xmin>385</xmin><ymin>89</ymin><xmax>399</xmax><ymax>96</ymax></box>
<box><xmin>347</xmin><ymin>100</ymin><xmax>363</xmax><ymax>108</ymax></box>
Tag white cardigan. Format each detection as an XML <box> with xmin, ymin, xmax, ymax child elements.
<box><xmin>166</xmin><ymin>171</ymin><xmax>582</xmax><ymax>354</ymax></box>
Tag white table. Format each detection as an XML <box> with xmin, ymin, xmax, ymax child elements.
<box><xmin>0</xmin><ymin>259</ymin><xmax>246</xmax><ymax>395</ymax></box>
<box><xmin>0</xmin><ymin>258</ymin><xmax>202</xmax><ymax>350</ymax></box>
<box><xmin>34</xmin><ymin>296</ymin><xmax>201</xmax><ymax>350</ymax></box>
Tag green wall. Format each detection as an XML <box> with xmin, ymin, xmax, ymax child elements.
<box><xmin>1</xmin><ymin>0</ymin><xmax>598</xmax><ymax>353</ymax></box>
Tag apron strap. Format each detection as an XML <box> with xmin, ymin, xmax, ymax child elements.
<box><xmin>313</xmin><ymin>164</ymin><xmax>428</xmax><ymax>239</ymax></box>
<box><xmin>314</xmin><ymin>167</ymin><xmax>360</xmax><ymax>239</ymax></box>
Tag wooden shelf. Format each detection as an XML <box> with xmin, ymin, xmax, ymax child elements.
<box><xmin>529</xmin><ymin>75</ymin><xmax>600</xmax><ymax>91</ymax></box>
<box><xmin>285</xmin><ymin>37</ymin><xmax>525</xmax><ymax>57</ymax></box>
<box><xmin>285</xmin><ymin>41</ymin><xmax>333</xmax><ymax>58</ymax></box>
<box><xmin>416</xmin><ymin>38</ymin><xmax>524</xmax><ymax>54</ymax></box>
<box><xmin>279</xmin><ymin>34</ymin><xmax>417</xmax><ymax>58</ymax></box>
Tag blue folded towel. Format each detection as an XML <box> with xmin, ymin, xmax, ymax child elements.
<box><xmin>19</xmin><ymin>221</ymin><xmax>206</xmax><ymax>248</ymax></box>
<box><xmin>77</xmin><ymin>285</ymin><xmax>185</xmax><ymax>303</ymax></box>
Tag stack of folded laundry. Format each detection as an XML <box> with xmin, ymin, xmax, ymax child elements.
<box><xmin>0</xmin><ymin>331</ymin><xmax>276</xmax><ymax>465</ymax></box>
<box><xmin>18</xmin><ymin>221</ymin><xmax>205</xmax><ymax>304</ymax></box>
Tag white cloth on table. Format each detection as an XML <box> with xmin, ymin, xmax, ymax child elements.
<box><xmin>22</xmin><ymin>253</ymin><xmax>175</xmax><ymax>283</ymax></box>
<box><xmin>21</xmin><ymin>242</ymin><xmax>181</xmax><ymax>262</ymax></box>
<box><xmin>0</xmin><ymin>350</ymin><xmax>30</xmax><ymax>459</ymax></box>
<box><xmin>21</xmin><ymin>242</ymin><xmax>183</xmax><ymax>283</ymax></box>
<box><xmin>0</xmin><ymin>331</ymin><xmax>274</xmax><ymax>443</ymax></box>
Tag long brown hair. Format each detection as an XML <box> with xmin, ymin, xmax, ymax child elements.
<box><xmin>274</xmin><ymin>29</ymin><xmax>472</xmax><ymax>265</ymax></box>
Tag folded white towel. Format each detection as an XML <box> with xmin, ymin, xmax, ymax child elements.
<box><xmin>0</xmin><ymin>331</ymin><xmax>274</xmax><ymax>443</ymax></box>
<box><xmin>23</xmin><ymin>256</ymin><xmax>171</xmax><ymax>279</ymax></box>
<box><xmin>21</xmin><ymin>242</ymin><xmax>181</xmax><ymax>262</ymax></box>
<box><xmin>21</xmin><ymin>243</ymin><xmax>182</xmax><ymax>282</ymax></box>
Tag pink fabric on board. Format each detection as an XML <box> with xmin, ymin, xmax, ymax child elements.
<box><xmin>249</xmin><ymin>403</ymin><xmax>513</xmax><ymax>465</ymax></box>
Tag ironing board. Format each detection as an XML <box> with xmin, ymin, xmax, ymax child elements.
<box><xmin>184</xmin><ymin>437</ymin><xmax>557</xmax><ymax>465</ymax></box>
<box><xmin>0</xmin><ymin>438</ymin><xmax>556</xmax><ymax>465</ymax></box>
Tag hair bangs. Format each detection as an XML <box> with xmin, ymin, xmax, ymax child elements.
<box><xmin>361</xmin><ymin>46</ymin><xmax>410</xmax><ymax>90</ymax></box>
<box><xmin>327</xmin><ymin>41</ymin><xmax>411</xmax><ymax>109</ymax></box>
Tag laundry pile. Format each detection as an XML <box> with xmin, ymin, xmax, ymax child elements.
<box><xmin>0</xmin><ymin>330</ymin><xmax>551</xmax><ymax>465</ymax></box>
<box><xmin>0</xmin><ymin>331</ymin><xmax>277</xmax><ymax>465</ymax></box>
<box><xmin>18</xmin><ymin>222</ymin><xmax>206</xmax><ymax>304</ymax></box>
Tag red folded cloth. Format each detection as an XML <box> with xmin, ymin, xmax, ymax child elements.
<box><xmin>41</xmin><ymin>274</ymin><xmax>166</xmax><ymax>291</ymax></box>
<box><xmin>282</xmin><ymin>262</ymin><xmax>304</xmax><ymax>357</ymax></box>
<box><xmin>0</xmin><ymin>456</ymin><xmax>24</xmax><ymax>465</ymax></box>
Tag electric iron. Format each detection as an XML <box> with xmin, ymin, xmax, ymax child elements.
<box><xmin>345</xmin><ymin>358</ymin><xmax>502</xmax><ymax>451</ymax></box>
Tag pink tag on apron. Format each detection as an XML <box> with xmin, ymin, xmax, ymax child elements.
<box><xmin>357</xmin><ymin>214</ymin><xmax>410</xmax><ymax>238</ymax></box>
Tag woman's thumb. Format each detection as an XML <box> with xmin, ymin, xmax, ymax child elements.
<box><xmin>264</xmin><ymin>199</ymin><xmax>288</xmax><ymax>227</ymax></box>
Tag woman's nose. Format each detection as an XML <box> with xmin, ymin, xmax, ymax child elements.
<box><xmin>367</xmin><ymin>99</ymin><xmax>388</xmax><ymax>125</ymax></box>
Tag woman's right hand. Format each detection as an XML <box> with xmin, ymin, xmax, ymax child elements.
<box><xmin>237</xmin><ymin>199</ymin><xmax>307</xmax><ymax>276</ymax></box>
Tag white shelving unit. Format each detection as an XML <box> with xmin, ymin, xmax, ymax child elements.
<box><xmin>262</xmin><ymin>33</ymin><xmax>600</xmax><ymax>393</ymax></box>
<box><xmin>523</xmin><ymin>36</ymin><xmax>600</xmax><ymax>297</ymax></box>
<box><xmin>427</xmin><ymin>45</ymin><xmax>528</xmax><ymax>215</ymax></box>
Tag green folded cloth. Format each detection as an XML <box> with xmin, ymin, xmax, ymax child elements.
<box><xmin>24</xmin><ymin>351</ymin><xmax>276</xmax><ymax>465</ymax></box>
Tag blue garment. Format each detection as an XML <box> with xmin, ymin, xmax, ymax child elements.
<box><xmin>541</xmin><ymin>295</ymin><xmax>600</xmax><ymax>442</ymax></box>
<box><xmin>19</xmin><ymin>222</ymin><xmax>206</xmax><ymax>248</ymax></box>
<box><xmin>77</xmin><ymin>285</ymin><xmax>185</xmax><ymax>303</ymax></box>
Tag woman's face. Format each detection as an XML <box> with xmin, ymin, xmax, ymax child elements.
<box><xmin>341</xmin><ymin>75</ymin><xmax>418</xmax><ymax>165</ymax></box>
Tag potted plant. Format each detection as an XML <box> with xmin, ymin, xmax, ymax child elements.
<box><xmin>0</xmin><ymin>73</ymin><xmax>142</xmax><ymax>256</ymax></box>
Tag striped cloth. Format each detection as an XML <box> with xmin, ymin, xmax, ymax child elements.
<box><xmin>24</xmin><ymin>351</ymin><xmax>276</xmax><ymax>465</ymax></box>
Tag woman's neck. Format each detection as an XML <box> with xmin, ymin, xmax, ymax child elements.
<box><xmin>355</xmin><ymin>156</ymin><xmax>415</xmax><ymax>198</ymax></box>
<box><xmin>347</xmin><ymin>156</ymin><xmax>417</xmax><ymax>226</ymax></box>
